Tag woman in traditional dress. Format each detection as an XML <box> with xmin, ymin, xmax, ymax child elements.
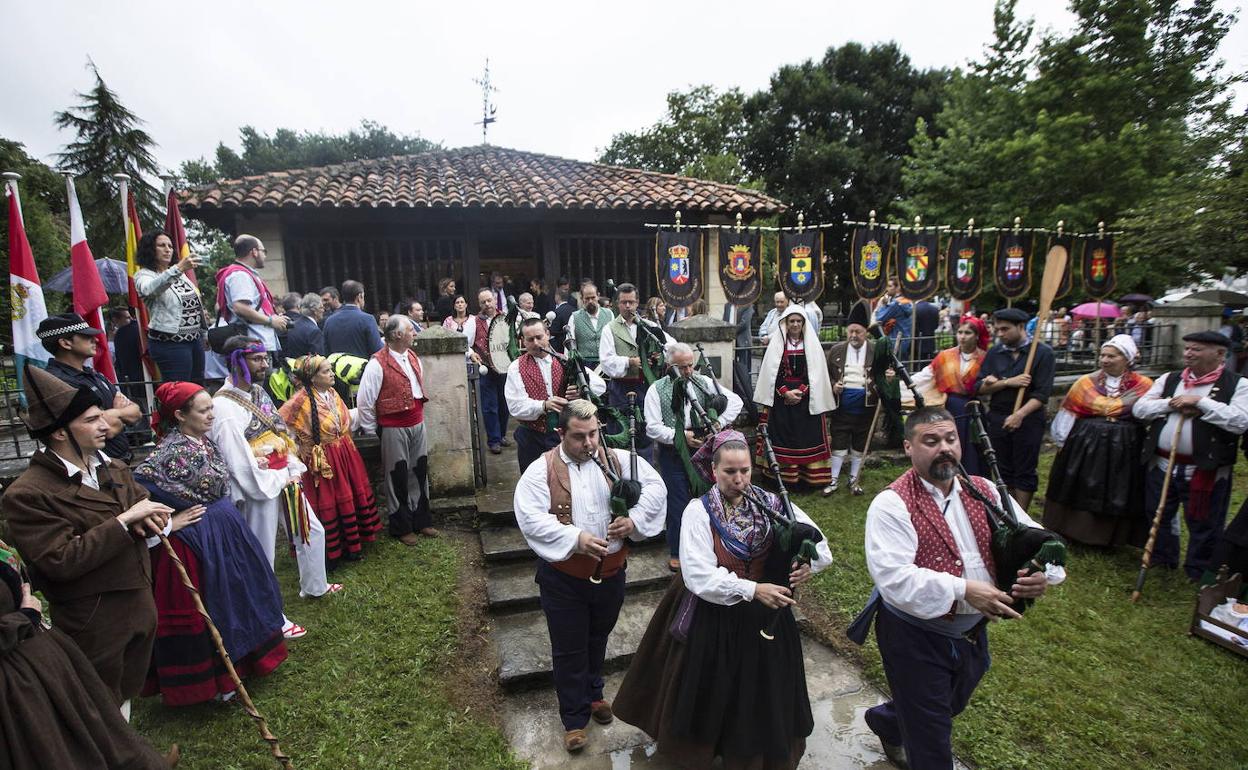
<box><xmin>907</xmin><ymin>314</ymin><xmax>990</xmax><ymax>474</ymax></box>
<box><xmin>614</xmin><ymin>431</ymin><xmax>832</xmax><ymax>769</ymax></box>
<box><xmin>1043</xmin><ymin>334</ymin><xmax>1154</xmax><ymax>546</ymax></box>
<box><xmin>278</xmin><ymin>355</ymin><xmax>380</xmax><ymax>567</ymax></box>
<box><xmin>133</xmin><ymin>381</ymin><xmax>288</xmax><ymax>706</ymax></box>
<box><xmin>751</xmin><ymin>305</ymin><xmax>836</xmax><ymax>488</ymax></box>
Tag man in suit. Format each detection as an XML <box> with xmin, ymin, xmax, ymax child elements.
<box><xmin>723</xmin><ymin>301</ymin><xmax>756</xmax><ymax>373</ymax></box>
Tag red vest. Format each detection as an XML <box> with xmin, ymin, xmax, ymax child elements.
<box><xmin>373</xmin><ymin>348</ymin><xmax>426</xmax><ymax>427</ymax></box>
<box><xmin>889</xmin><ymin>468</ymin><xmax>996</xmax><ymax>583</ymax></box>
<box><xmin>518</xmin><ymin>354</ymin><xmax>565</xmax><ymax>433</ymax></box>
<box><xmin>471</xmin><ymin>316</ymin><xmax>490</xmax><ymax>360</ymax></box>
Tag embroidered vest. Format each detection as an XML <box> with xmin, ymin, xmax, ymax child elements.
<box><xmin>544</xmin><ymin>447</ymin><xmax>628</xmax><ymax>579</ymax></box>
<box><xmin>373</xmin><ymin>348</ymin><xmax>427</xmax><ymax>421</ymax></box>
<box><xmin>518</xmin><ymin>354</ymin><xmax>566</xmax><ymax>433</ymax></box>
<box><xmin>472</xmin><ymin>315</ymin><xmax>490</xmax><ymax>360</ymax></box>
<box><xmin>1142</xmin><ymin>368</ymin><xmax>1241</xmax><ymax>469</ymax></box>
<box><xmin>608</xmin><ymin>317</ymin><xmax>641</xmax><ymax>379</ymax></box>
<box><xmin>653</xmin><ymin>374</ymin><xmax>715</xmax><ymax>428</ymax></box>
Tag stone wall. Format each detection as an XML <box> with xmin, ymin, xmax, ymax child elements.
<box><xmin>413</xmin><ymin>325</ymin><xmax>475</xmax><ymax>497</ymax></box>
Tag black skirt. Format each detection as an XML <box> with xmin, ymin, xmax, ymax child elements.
<box><xmin>1043</xmin><ymin>416</ymin><xmax>1147</xmax><ymax>546</ymax></box>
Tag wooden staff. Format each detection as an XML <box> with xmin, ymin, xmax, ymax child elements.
<box><xmin>855</xmin><ymin>399</ymin><xmax>885</xmax><ymax>481</ymax></box>
<box><xmin>1131</xmin><ymin>415</ymin><xmax>1188</xmax><ymax>603</ymax></box>
<box><xmin>156</xmin><ymin>533</ymin><xmax>295</xmax><ymax>768</ymax></box>
<box><xmin>1012</xmin><ymin>245</ymin><xmax>1069</xmax><ymax>413</ymax></box>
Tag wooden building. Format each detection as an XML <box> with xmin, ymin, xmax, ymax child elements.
<box><xmin>181</xmin><ymin>146</ymin><xmax>784</xmax><ymax>314</ymax></box>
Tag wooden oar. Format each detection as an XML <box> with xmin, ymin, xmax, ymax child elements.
<box><xmin>1012</xmin><ymin>245</ymin><xmax>1069</xmax><ymax>413</ymax></box>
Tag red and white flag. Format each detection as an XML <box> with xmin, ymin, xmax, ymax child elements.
<box><xmin>5</xmin><ymin>176</ymin><xmax>50</xmax><ymax>388</ymax></box>
<box><xmin>66</xmin><ymin>175</ymin><xmax>117</xmax><ymax>382</ymax></box>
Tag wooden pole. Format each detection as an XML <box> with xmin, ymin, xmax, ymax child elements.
<box><xmin>1012</xmin><ymin>245</ymin><xmax>1069</xmax><ymax>414</ymax></box>
<box><xmin>1131</xmin><ymin>415</ymin><xmax>1188</xmax><ymax>603</ymax></box>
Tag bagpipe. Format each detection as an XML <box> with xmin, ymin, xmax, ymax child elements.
<box><xmin>543</xmin><ymin>345</ymin><xmax>638</xmax><ymax>449</ymax></box>
<box><xmin>635</xmin><ymin>318</ymin><xmax>667</xmax><ymax>385</ymax></box>
<box><xmin>750</xmin><ymin>423</ymin><xmax>824</xmax><ymax>640</ymax></box>
<box><xmin>867</xmin><ymin>323</ymin><xmax>925</xmax><ymax>409</ymax></box>
<box><xmin>588</xmin><ymin>392</ymin><xmax>643</xmax><ymax>584</ymax></box>
<box><xmin>962</xmin><ymin>400</ymin><xmax>1066</xmax><ymax>613</ymax></box>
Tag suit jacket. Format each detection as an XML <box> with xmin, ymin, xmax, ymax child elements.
<box><xmin>825</xmin><ymin>341</ymin><xmax>877</xmax><ymax>407</ymax></box>
<box><xmin>723</xmin><ymin>304</ymin><xmax>756</xmax><ymax>349</ymax></box>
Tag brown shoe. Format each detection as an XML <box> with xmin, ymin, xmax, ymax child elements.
<box><xmin>591</xmin><ymin>699</ymin><xmax>614</xmax><ymax>724</ymax></box>
<box><xmin>563</xmin><ymin>728</ymin><xmax>588</xmax><ymax>752</ymax></box>
<box><xmin>164</xmin><ymin>743</ymin><xmax>180</xmax><ymax>767</ymax></box>
<box><xmin>419</xmin><ymin>527</ymin><xmax>440</xmax><ymax>538</ymax></box>
<box><xmin>397</xmin><ymin>532</ymin><xmax>421</xmax><ymax>547</ymax></box>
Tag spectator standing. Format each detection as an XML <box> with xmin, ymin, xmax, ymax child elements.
<box><xmin>282</xmin><ymin>292</ymin><xmax>326</xmax><ymax>360</ymax></box>
<box><xmin>433</xmin><ymin>277</ymin><xmax>458</xmax><ymax>322</ymax></box>
<box><xmin>324</xmin><ymin>281</ymin><xmax>384</xmax><ymax>359</ymax></box>
<box><xmin>133</xmin><ymin>230</ymin><xmax>205</xmax><ymax>383</ymax></box>
<box><xmin>319</xmin><ymin>286</ymin><xmax>342</xmax><ymax>324</ymax></box>
<box><xmin>208</xmin><ymin>234</ymin><xmax>287</xmax><ymax>378</ymax></box>
<box><xmin>757</xmin><ymin>291</ymin><xmax>790</xmax><ymax>347</ymax></box>
<box><xmin>550</xmin><ymin>288</ymin><xmax>577</xmax><ymax>352</ymax></box>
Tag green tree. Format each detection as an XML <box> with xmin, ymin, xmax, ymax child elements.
<box><xmin>53</xmin><ymin>61</ymin><xmax>164</xmax><ymax>264</ymax></box>
<box><xmin>1</xmin><ymin>139</ymin><xmax>72</xmax><ymax>324</ymax></box>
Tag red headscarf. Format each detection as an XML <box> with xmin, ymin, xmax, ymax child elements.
<box><xmin>959</xmin><ymin>314</ymin><xmax>991</xmax><ymax>351</ymax></box>
<box><xmin>153</xmin><ymin>381</ymin><xmax>207</xmax><ymax>436</ymax></box>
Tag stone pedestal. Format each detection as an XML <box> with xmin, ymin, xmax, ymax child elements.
<box><xmin>414</xmin><ymin>326</ymin><xmax>475</xmax><ymax>497</ymax></box>
<box><xmin>1151</xmin><ymin>298</ymin><xmax>1223</xmax><ymax>368</ymax></box>
<box><xmin>668</xmin><ymin>314</ymin><xmax>735</xmax><ymax>391</ymax></box>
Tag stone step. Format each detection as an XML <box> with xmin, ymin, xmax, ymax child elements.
<box><xmin>494</xmin><ymin>588</ymin><xmax>663</xmax><ymax>691</ymax></box>
<box><xmin>480</xmin><ymin>527</ymin><xmax>668</xmax><ymax>565</ymax></box>
<box><xmin>486</xmin><ymin>546</ymin><xmax>674</xmax><ymax>613</ymax></box>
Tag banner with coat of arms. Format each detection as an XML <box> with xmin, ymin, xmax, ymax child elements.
<box><xmin>718</xmin><ymin>229</ymin><xmax>763</xmax><ymax>307</ymax></box>
<box><xmin>943</xmin><ymin>231</ymin><xmax>983</xmax><ymax>301</ymax></box>
<box><xmin>654</xmin><ymin>228</ymin><xmax>703</xmax><ymax>308</ymax></box>
<box><xmin>849</xmin><ymin>225</ymin><xmax>891</xmax><ymax>300</ymax></box>
<box><xmin>994</xmin><ymin>229</ymin><xmax>1033</xmax><ymax>299</ymax></box>
<box><xmin>1047</xmin><ymin>233</ymin><xmax>1075</xmax><ymax>300</ymax></box>
<box><xmin>1081</xmin><ymin>235</ymin><xmax>1115</xmax><ymax>299</ymax></box>
<box><xmin>896</xmin><ymin>228</ymin><xmax>941</xmax><ymax>301</ymax></box>
<box><xmin>776</xmin><ymin>230</ymin><xmax>824</xmax><ymax>304</ymax></box>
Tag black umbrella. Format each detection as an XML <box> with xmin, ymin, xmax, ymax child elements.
<box><xmin>1119</xmin><ymin>293</ymin><xmax>1154</xmax><ymax>306</ymax></box>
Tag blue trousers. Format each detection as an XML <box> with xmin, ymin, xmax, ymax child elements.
<box><xmin>866</xmin><ymin>607</ymin><xmax>990</xmax><ymax>770</ymax></box>
<box><xmin>480</xmin><ymin>371</ymin><xmax>509</xmax><ymax>447</ymax></box>
<box><xmin>515</xmin><ymin>425</ymin><xmax>559</xmax><ymax>475</ymax></box>
<box><xmin>148</xmin><ymin>336</ymin><xmax>205</xmax><ymax>384</ymax></box>
<box><xmin>657</xmin><ymin>444</ymin><xmax>692</xmax><ymax>559</ymax></box>
<box><xmin>984</xmin><ymin>409</ymin><xmax>1045</xmax><ymax>492</ymax></box>
<box><xmin>1145</xmin><ymin>462</ymin><xmax>1231</xmax><ymax>580</ymax></box>
<box><xmin>536</xmin><ymin>561</ymin><xmax>626</xmax><ymax>730</ymax></box>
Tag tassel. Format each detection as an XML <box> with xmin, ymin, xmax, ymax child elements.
<box><xmin>310</xmin><ymin>444</ymin><xmax>334</xmax><ymax>486</ymax></box>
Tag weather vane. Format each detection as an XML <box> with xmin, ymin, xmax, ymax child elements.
<box><xmin>474</xmin><ymin>58</ymin><xmax>498</xmax><ymax>145</ymax></box>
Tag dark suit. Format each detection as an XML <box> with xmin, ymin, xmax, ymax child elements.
<box><xmin>914</xmin><ymin>301</ymin><xmax>939</xmax><ymax>364</ymax></box>
<box><xmin>722</xmin><ymin>303</ymin><xmax>755</xmax><ymax>372</ymax></box>
<box><xmin>550</xmin><ymin>301</ymin><xmax>576</xmax><ymax>353</ymax></box>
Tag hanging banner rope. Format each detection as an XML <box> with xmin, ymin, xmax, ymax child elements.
<box><xmin>777</xmin><ymin>227</ymin><xmax>824</xmax><ymax>303</ymax></box>
<box><xmin>896</xmin><ymin>225</ymin><xmax>941</xmax><ymax>301</ymax></box>
<box><xmin>849</xmin><ymin>225</ymin><xmax>891</xmax><ymax>301</ymax></box>
<box><xmin>1082</xmin><ymin>229</ymin><xmax>1116</xmax><ymax>299</ymax></box>
<box><xmin>719</xmin><ymin>227</ymin><xmax>763</xmax><ymax>307</ymax></box>
<box><xmin>944</xmin><ymin>228</ymin><xmax>984</xmax><ymax>302</ymax></box>
<box><xmin>994</xmin><ymin>226</ymin><xmax>1034</xmax><ymax>300</ymax></box>
<box><xmin>655</xmin><ymin>227</ymin><xmax>703</xmax><ymax>308</ymax></box>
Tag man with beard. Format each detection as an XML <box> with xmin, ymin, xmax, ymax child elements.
<box><xmin>853</xmin><ymin>407</ymin><xmax>1064</xmax><ymax>769</ymax></box>
<box><xmin>471</xmin><ymin>289</ymin><xmax>511</xmax><ymax>454</ymax></box>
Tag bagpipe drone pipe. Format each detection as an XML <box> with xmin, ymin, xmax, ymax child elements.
<box><xmin>544</xmin><ymin>345</ymin><xmax>638</xmax><ymax>449</ymax></box>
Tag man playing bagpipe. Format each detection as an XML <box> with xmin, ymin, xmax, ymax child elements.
<box><xmin>512</xmin><ymin>399</ymin><xmax>666</xmax><ymax>753</ymax></box>
<box><xmin>598</xmin><ymin>281</ymin><xmax>670</xmax><ymax>446</ymax></box>
<box><xmin>614</xmin><ymin>430</ymin><xmax>832</xmax><ymax>769</ymax></box>
<box><xmin>850</xmin><ymin>407</ymin><xmax>1066</xmax><ymax>769</ymax></box>
<box><xmin>644</xmin><ymin>342</ymin><xmax>743</xmax><ymax>572</ymax></box>
<box><xmin>506</xmin><ymin>317</ymin><xmax>606</xmax><ymax>473</ymax></box>
<box><xmin>824</xmin><ymin>301</ymin><xmax>877</xmax><ymax>496</ymax></box>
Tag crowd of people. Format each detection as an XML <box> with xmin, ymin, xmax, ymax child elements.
<box><xmin>4</xmin><ymin>230</ymin><xmax>1247</xmax><ymax>769</ymax></box>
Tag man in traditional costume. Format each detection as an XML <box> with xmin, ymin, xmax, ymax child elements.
<box><xmin>1043</xmin><ymin>335</ymin><xmax>1154</xmax><ymax>546</ymax></box>
<box><xmin>356</xmin><ymin>316</ymin><xmax>440</xmax><ymax>544</ymax></box>
<box><xmin>752</xmin><ymin>306</ymin><xmax>836</xmax><ymax>489</ymax></box>
<box><xmin>506</xmin><ymin>317</ymin><xmax>606</xmax><ymax>473</ymax></box>
<box><xmin>976</xmin><ymin>307</ymin><xmax>1055</xmax><ymax>512</ymax></box>
<box><xmin>3</xmin><ymin>366</ymin><xmax>171</xmax><ymax>715</ymax></box>
<box><xmin>852</xmin><ymin>407</ymin><xmax>1063</xmax><ymax>769</ymax></box>
<box><xmin>210</xmin><ymin>336</ymin><xmax>337</xmax><ymax>641</ymax></box>
<box><xmin>614</xmin><ymin>430</ymin><xmax>832</xmax><ymax>769</ymax></box>
<box><xmin>824</xmin><ymin>302</ymin><xmax>877</xmax><ymax>496</ymax></box>
<box><xmin>512</xmin><ymin>399</ymin><xmax>666</xmax><ymax>753</ymax></box>
<box><xmin>472</xmin><ymin>288</ymin><xmax>511</xmax><ymax>454</ymax></box>
<box><xmin>567</xmin><ymin>282</ymin><xmax>614</xmax><ymax>368</ymax></box>
<box><xmin>1132</xmin><ymin>330</ymin><xmax>1248</xmax><ymax>580</ymax></box>
<box><xmin>598</xmin><ymin>282</ymin><xmax>669</xmax><ymax>424</ymax></box>
<box><xmin>908</xmin><ymin>314</ymin><xmax>990</xmax><ymax>474</ymax></box>
<box><xmin>645</xmin><ymin>342</ymin><xmax>743</xmax><ymax>572</ymax></box>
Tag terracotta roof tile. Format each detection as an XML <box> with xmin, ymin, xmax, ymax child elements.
<box><xmin>180</xmin><ymin>145</ymin><xmax>783</xmax><ymax>216</ymax></box>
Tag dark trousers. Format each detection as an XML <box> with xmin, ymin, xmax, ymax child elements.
<box><xmin>657</xmin><ymin>444</ymin><xmax>692</xmax><ymax>559</ymax></box>
<box><xmin>866</xmin><ymin>607</ymin><xmax>990</xmax><ymax>770</ymax></box>
<box><xmin>607</xmin><ymin>379</ymin><xmax>651</xmax><ymax>450</ymax></box>
<box><xmin>515</xmin><ymin>425</ymin><xmax>559</xmax><ymax>474</ymax></box>
<box><xmin>1145</xmin><ymin>462</ymin><xmax>1232</xmax><ymax>580</ymax></box>
<box><xmin>536</xmin><ymin>561</ymin><xmax>626</xmax><ymax>730</ymax></box>
<box><xmin>480</xmin><ymin>371</ymin><xmax>510</xmax><ymax>447</ymax></box>
<box><xmin>984</xmin><ymin>409</ymin><xmax>1045</xmax><ymax>492</ymax></box>
<box><xmin>148</xmin><ymin>336</ymin><xmax>205</xmax><ymax>384</ymax></box>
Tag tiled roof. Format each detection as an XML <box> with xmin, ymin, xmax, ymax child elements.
<box><xmin>179</xmin><ymin>145</ymin><xmax>784</xmax><ymax>215</ymax></box>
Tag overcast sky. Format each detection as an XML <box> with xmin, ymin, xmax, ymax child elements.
<box><xmin>3</xmin><ymin>0</ymin><xmax>1245</xmax><ymax>178</ymax></box>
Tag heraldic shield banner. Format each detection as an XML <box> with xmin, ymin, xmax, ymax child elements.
<box><xmin>1047</xmin><ymin>233</ymin><xmax>1075</xmax><ymax>300</ymax></box>
<box><xmin>849</xmin><ymin>225</ymin><xmax>891</xmax><ymax>300</ymax></box>
<box><xmin>718</xmin><ymin>229</ymin><xmax>763</xmax><ymax>306</ymax></box>
<box><xmin>896</xmin><ymin>228</ymin><xmax>941</xmax><ymax>301</ymax></box>
<box><xmin>994</xmin><ymin>229</ymin><xmax>1033</xmax><ymax>299</ymax></box>
<box><xmin>655</xmin><ymin>229</ymin><xmax>703</xmax><ymax>308</ymax></box>
<box><xmin>777</xmin><ymin>230</ymin><xmax>824</xmax><ymax>303</ymax></box>
<box><xmin>944</xmin><ymin>231</ymin><xmax>983</xmax><ymax>301</ymax></box>
<box><xmin>1081</xmin><ymin>235</ymin><xmax>1116</xmax><ymax>299</ymax></box>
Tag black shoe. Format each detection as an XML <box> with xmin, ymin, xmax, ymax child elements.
<box><xmin>880</xmin><ymin>739</ymin><xmax>909</xmax><ymax>768</ymax></box>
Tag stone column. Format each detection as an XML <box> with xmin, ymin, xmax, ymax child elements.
<box><xmin>414</xmin><ymin>325</ymin><xmax>475</xmax><ymax>497</ymax></box>
<box><xmin>668</xmin><ymin>315</ymin><xmax>736</xmax><ymax>391</ymax></box>
<box><xmin>1150</xmin><ymin>297</ymin><xmax>1223</xmax><ymax>368</ymax></box>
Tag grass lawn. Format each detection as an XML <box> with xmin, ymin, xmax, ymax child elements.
<box><xmin>798</xmin><ymin>451</ymin><xmax>1248</xmax><ymax>770</ymax></box>
<box><xmin>132</xmin><ymin>533</ymin><xmax>524</xmax><ymax>770</ymax></box>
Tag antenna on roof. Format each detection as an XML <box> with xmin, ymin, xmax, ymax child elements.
<box><xmin>474</xmin><ymin>58</ymin><xmax>499</xmax><ymax>145</ymax></box>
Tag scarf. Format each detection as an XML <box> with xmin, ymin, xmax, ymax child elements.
<box><xmin>930</xmin><ymin>347</ymin><xmax>984</xmax><ymax>396</ymax></box>
<box><xmin>1062</xmin><ymin>370</ymin><xmax>1153</xmax><ymax>419</ymax></box>
<box><xmin>1182</xmin><ymin>364</ymin><xmax>1225</xmax><ymax>389</ymax></box>
<box><xmin>700</xmin><ymin>485</ymin><xmax>776</xmax><ymax>565</ymax></box>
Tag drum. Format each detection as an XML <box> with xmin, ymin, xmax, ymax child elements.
<box><xmin>487</xmin><ymin>314</ymin><xmax>515</xmax><ymax>374</ymax></box>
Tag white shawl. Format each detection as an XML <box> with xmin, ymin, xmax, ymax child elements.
<box><xmin>753</xmin><ymin>305</ymin><xmax>836</xmax><ymax>414</ymax></box>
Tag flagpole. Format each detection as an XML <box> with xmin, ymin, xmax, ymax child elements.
<box><xmin>115</xmin><ymin>172</ymin><xmax>157</xmax><ymax>413</ymax></box>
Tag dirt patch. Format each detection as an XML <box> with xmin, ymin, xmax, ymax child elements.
<box><xmin>440</xmin><ymin>527</ymin><xmax>509</xmax><ymax>730</ymax></box>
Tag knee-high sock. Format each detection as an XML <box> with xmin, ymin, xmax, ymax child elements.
<box><xmin>829</xmin><ymin>449</ymin><xmax>847</xmax><ymax>481</ymax></box>
<box><xmin>849</xmin><ymin>450</ymin><xmax>863</xmax><ymax>480</ymax></box>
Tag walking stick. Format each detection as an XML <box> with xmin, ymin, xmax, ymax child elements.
<box><xmin>855</xmin><ymin>399</ymin><xmax>884</xmax><ymax>478</ymax></box>
<box><xmin>1013</xmin><ymin>245</ymin><xmax>1069</xmax><ymax>413</ymax></box>
<box><xmin>156</xmin><ymin>533</ymin><xmax>295</xmax><ymax>769</ymax></box>
<box><xmin>1131</xmin><ymin>415</ymin><xmax>1188</xmax><ymax>603</ymax></box>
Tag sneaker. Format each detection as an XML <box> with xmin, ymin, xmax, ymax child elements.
<box><xmin>488</xmin><ymin>444</ymin><xmax>502</xmax><ymax>455</ymax></box>
<box><xmin>500</xmin><ymin>437</ymin><xmax>513</xmax><ymax>447</ymax></box>
<box><xmin>563</xmin><ymin>728</ymin><xmax>588</xmax><ymax>752</ymax></box>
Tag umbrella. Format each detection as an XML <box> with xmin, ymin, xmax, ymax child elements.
<box><xmin>45</xmin><ymin>258</ymin><xmax>131</xmax><ymax>294</ymax></box>
<box><xmin>1119</xmin><ymin>293</ymin><xmax>1154</xmax><ymax>306</ymax></box>
<box><xmin>1189</xmin><ymin>289</ymin><xmax>1248</xmax><ymax>309</ymax></box>
<box><xmin>1071</xmin><ymin>301</ymin><xmax>1121</xmax><ymax>318</ymax></box>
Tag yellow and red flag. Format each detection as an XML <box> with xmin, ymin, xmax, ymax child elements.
<box><xmin>119</xmin><ymin>179</ymin><xmax>158</xmax><ymax>379</ymax></box>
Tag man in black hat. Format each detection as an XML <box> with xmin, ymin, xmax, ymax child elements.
<box><xmin>975</xmin><ymin>308</ymin><xmax>1055</xmax><ymax>512</ymax></box>
<box><xmin>38</xmin><ymin>313</ymin><xmax>142</xmax><ymax>462</ymax></box>
<box><xmin>824</xmin><ymin>301</ymin><xmax>877</xmax><ymax>495</ymax></box>
<box><xmin>1132</xmin><ymin>330</ymin><xmax>1248</xmax><ymax>580</ymax></box>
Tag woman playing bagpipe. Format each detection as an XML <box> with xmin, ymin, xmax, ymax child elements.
<box><xmin>279</xmin><ymin>355</ymin><xmax>382</xmax><ymax>567</ymax></box>
<box><xmin>614</xmin><ymin>430</ymin><xmax>832</xmax><ymax>769</ymax></box>
<box><xmin>1043</xmin><ymin>334</ymin><xmax>1154</xmax><ymax>547</ymax></box>
<box><xmin>849</xmin><ymin>406</ymin><xmax>1066</xmax><ymax>769</ymax></box>
<box><xmin>908</xmin><ymin>314</ymin><xmax>991</xmax><ymax>475</ymax></box>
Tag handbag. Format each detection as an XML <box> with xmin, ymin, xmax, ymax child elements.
<box><xmin>207</xmin><ymin>320</ymin><xmax>252</xmax><ymax>353</ymax></box>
